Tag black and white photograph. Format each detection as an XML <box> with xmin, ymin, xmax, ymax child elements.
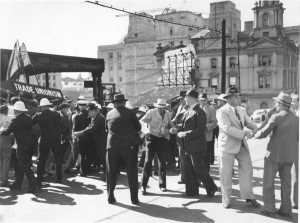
<box><xmin>0</xmin><ymin>0</ymin><xmax>299</xmax><ymax>222</ymax></box>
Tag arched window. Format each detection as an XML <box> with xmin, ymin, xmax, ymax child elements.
<box><xmin>262</xmin><ymin>13</ymin><xmax>269</xmax><ymax>27</ymax></box>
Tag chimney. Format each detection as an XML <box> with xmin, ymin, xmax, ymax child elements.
<box><xmin>244</xmin><ymin>21</ymin><xmax>254</xmax><ymax>33</ymax></box>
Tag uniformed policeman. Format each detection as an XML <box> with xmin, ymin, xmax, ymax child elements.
<box><xmin>106</xmin><ymin>94</ymin><xmax>141</xmax><ymax>205</ymax></box>
<box><xmin>1</xmin><ymin>101</ymin><xmax>37</xmax><ymax>193</ymax></box>
<box><xmin>33</xmin><ymin>98</ymin><xmax>63</xmax><ymax>185</ymax></box>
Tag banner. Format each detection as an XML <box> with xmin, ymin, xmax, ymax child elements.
<box><xmin>6</xmin><ymin>41</ymin><xmax>21</xmax><ymax>79</ymax></box>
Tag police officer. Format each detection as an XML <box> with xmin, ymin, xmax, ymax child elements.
<box><xmin>106</xmin><ymin>94</ymin><xmax>141</xmax><ymax>205</ymax></box>
<box><xmin>34</xmin><ymin>98</ymin><xmax>63</xmax><ymax>185</ymax></box>
<box><xmin>1</xmin><ymin>101</ymin><xmax>37</xmax><ymax>193</ymax></box>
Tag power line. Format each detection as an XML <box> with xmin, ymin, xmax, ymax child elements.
<box><xmin>85</xmin><ymin>1</ymin><xmax>213</xmax><ymax>31</ymax></box>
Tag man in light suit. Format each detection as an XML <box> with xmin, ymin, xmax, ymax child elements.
<box><xmin>216</xmin><ymin>87</ymin><xmax>260</xmax><ymax>208</ymax></box>
<box><xmin>255</xmin><ymin>92</ymin><xmax>299</xmax><ymax>217</ymax></box>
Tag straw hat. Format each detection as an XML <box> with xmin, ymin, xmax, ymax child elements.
<box><xmin>39</xmin><ymin>98</ymin><xmax>52</xmax><ymax>107</ymax></box>
<box><xmin>273</xmin><ymin>92</ymin><xmax>292</xmax><ymax>107</ymax></box>
<box><xmin>13</xmin><ymin>101</ymin><xmax>28</xmax><ymax>112</ymax></box>
<box><xmin>153</xmin><ymin>98</ymin><xmax>169</xmax><ymax>108</ymax></box>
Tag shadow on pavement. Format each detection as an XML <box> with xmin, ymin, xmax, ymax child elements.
<box><xmin>31</xmin><ymin>179</ymin><xmax>103</xmax><ymax>205</ymax></box>
<box><xmin>0</xmin><ymin>188</ymin><xmax>18</xmax><ymax>205</ymax></box>
<box><xmin>112</xmin><ymin>202</ymin><xmax>215</xmax><ymax>223</ymax></box>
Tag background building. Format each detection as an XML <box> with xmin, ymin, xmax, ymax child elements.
<box><xmin>98</xmin><ymin>9</ymin><xmax>208</xmax><ymax>103</ymax></box>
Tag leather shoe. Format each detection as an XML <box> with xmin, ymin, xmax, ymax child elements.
<box><xmin>246</xmin><ymin>199</ymin><xmax>261</xmax><ymax>208</ymax></box>
<box><xmin>131</xmin><ymin>199</ymin><xmax>140</xmax><ymax>205</ymax></box>
<box><xmin>160</xmin><ymin>187</ymin><xmax>167</xmax><ymax>192</ymax></box>
<box><xmin>207</xmin><ymin>187</ymin><xmax>218</xmax><ymax>198</ymax></box>
<box><xmin>177</xmin><ymin>180</ymin><xmax>185</xmax><ymax>184</ymax></box>
<box><xmin>108</xmin><ymin>196</ymin><xmax>116</xmax><ymax>204</ymax></box>
<box><xmin>276</xmin><ymin>210</ymin><xmax>292</xmax><ymax>218</ymax></box>
<box><xmin>142</xmin><ymin>187</ymin><xmax>147</xmax><ymax>195</ymax></box>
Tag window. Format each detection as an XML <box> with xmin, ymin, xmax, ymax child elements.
<box><xmin>258</xmin><ymin>55</ymin><xmax>271</xmax><ymax>66</ymax></box>
<box><xmin>229</xmin><ymin>57</ymin><xmax>236</xmax><ymax>68</ymax></box>
<box><xmin>134</xmin><ymin>33</ymin><xmax>138</xmax><ymax>38</ymax></box>
<box><xmin>229</xmin><ymin>76</ymin><xmax>237</xmax><ymax>87</ymax></box>
<box><xmin>170</xmin><ymin>28</ymin><xmax>173</xmax><ymax>36</ymax></box>
<box><xmin>211</xmin><ymin>77</ymin><xmax>218</xmax><ymax>88</ymax></box>
<box><xmin>262</xmin><ymin>13</ymin><xmax>269</xmax><ymax>27</ymax></box>
<box><xmin>119</xmin><ymin>76</ymin><xmax>122</xmax><ymax>82</ymax></box>
<box><xmin>109</xmin><ymin>64</ymin><xmax>113</xmax><ymax>71</ymax></box>
<box><xmin>258</xmin><ymin>74</ymin><xmax>271</xmax><ymax>88</ymax></box>
<box><xmin>117</xmin><ymin>52</ymin><xmax>122</xmax><ymax>70</ymax></box>
<box><xmin>211</xmin><ymin>58</ymin><xmax>217</xmax><ymax>69</ymax></box>
<box><xmin>263</xmin><ymin>32</ymin><xmax>269</xmax><ymax>37</ymax></box>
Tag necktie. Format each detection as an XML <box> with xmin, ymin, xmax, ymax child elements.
<box><xmin>234</xmin><ymin>107</ymin><xmax>243</xmax><ymax>129</ymax></box>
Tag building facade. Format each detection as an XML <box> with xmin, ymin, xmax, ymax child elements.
<box><xmin>186</xmin><ymin>0</ymin><xmax>298</xmax><ymax>112</ymax></box>
<box><xmin>98</xmin><ymin>10</ymin><xmax>208</xmax><ymax>102</ymax></box>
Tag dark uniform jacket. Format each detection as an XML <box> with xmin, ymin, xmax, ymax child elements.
<box><xmin>81</xmin><ymin>112</ymin><xmax>106</xmax><ymax>150</ymax></box>
<box><xmin>106</xmin><ymin>106</ymin><xmax>141</xmax><ymax>149</ymax></box>
<box><xmin>2</xmin><ymin>113</ymin><xmax>33</xmax><ymax>149</ymax></box>
<box><xmin>181</xmin><ymin>103</ymin><xmax>207</xmax><ymax>153</ymax></box>
<box><xmin>33</xmin><ymin>109</ymin><xmax>62</xmax><ymax>143</ymax></box>
<box><xmin>61</xmin><ymin>113</ymin><xmax>72</xmax><ymax>143</ymax></box>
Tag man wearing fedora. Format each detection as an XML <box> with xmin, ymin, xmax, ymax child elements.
<box><xmin>255</xmin><ymin>92</ymin><xmax>299</xmax><ymax>217</ymax></box>
<box><xmin>216</xmin><ymin>87</ymin><xmax>260</xmax><ymax>209</ymax></box>
<box><xmin>1</xmin><ymin>101</ymin><xmax>38</xmax><ymax>193</ymax></box>
<box><xmin>141</xmin><ymin>98</ymin><xmax>173</xmax><ymax>194</ymax></box>
<box><xmin>74</xmin><ymin>103</ymin><xmax>106</xmax><ymax>175</ymax></box>
<box><xmin>176</xmin><ymin>89</ymin><xmax>217</xmax><ymax>197</ymax></box>
<box><xmin>199</xmin><ymin>93</ymin><xmax>218</xmax><ymax>169</ymax></box>
<box><xmin>33</xmin><ymin>98</ymin><xmax>63</xmax><ymax>185</ymax></box>
<box><xmin>106</xmin><ymin>94</ymin><xmax>141</xmax><ymax>204</ymax></box>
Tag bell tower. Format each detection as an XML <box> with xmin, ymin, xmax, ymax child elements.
<box><xmin>252</xmin><ymin>0</ymin><xmax>285</xmax><ymax>38</ymax></box>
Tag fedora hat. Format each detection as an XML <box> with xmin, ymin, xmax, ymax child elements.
<box><xmin>77</xmin><ymin>100</ymin><xmax>89</xmax><ymax>105</ymax></box>
<box><xmin>224</xmin><ymin>87</ymin><xmax>239</xmax><ymax>98</ymax></box>
<box><xmin>186</xmin><ymin>89</ymin><xmax>199</xmax><ymax>99</ymax></box>
<box><xmin>39</xmin><ymin>98</ymin><xmax>52</xmax><ymax>107</ymax></box>
<box><xmin>112</xmin><ymin>94</ymin><xmax>127</xmax><ymax>103</ymax></box>
<box><xmin>217</xmin><ymin>93</ymin><xmax>227</xmax><ymax>102</ymax></box>
<box><xmin>13</xmin><ymin>101</ymin><xmax>28</xmax><ymax>112</ymax></box>
<box><xmin>154</xmin><ymin>98</ymin><xmax>169</xmax><ymax>108</ymax></box>
<box><xmin>273</xmin><ymin>92</ymin><xmax>292</xmax><ymax>106</ymax></box>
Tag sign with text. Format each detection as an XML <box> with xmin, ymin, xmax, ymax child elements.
<box><xmin>12</xmin><ymin>81</ymin><xmax>63</xmax><ymax>99</ymax></box>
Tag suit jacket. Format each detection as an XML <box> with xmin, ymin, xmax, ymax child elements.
<box><xmin>216</xmin><ymin>103</ymin><xmax>257</xmax><ymax>154</ymax></box>
<box><xmin>2</xmin><ymin>113</ymin><xmax>33</xmax><ymax>149</ymax></box>
<box><xmin>181</xmin><ymin>103</ymin><xmax>207</xmax><ymax>153</ymax></box>
<box><xmin>255</xmin><ymin>110</ymin><xmax>299</xmax><ymax>163</ymax></box>
<box><xmin>106</xmin><ymin>106</ymin><xmax>141</xmax><ymax>149</ymax></box>
<box><xmin>201</xmin><ymin>104</ymin><xmax>217</xmax><ymax>142</ymax></box>
<box><xmin>33</xmin><ymin>109</ymin><xmax>62</xmax><ymax>143</ymax></box>
<box><xmin>81</xmin><ymin>112</ymin><xmax>106</xmax><ymax>150</ymax></box>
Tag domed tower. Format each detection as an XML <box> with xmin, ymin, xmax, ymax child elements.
<box><xmin>252</xmin><ymin>0</ymin><xmax>285</xmax><ymax>38</ymax></box>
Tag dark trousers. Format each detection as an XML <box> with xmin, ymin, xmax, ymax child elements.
<box><xmin>106</xmin><ymin>146</ymin><xmax>139</xmax><ymax>201</ymax></box>
<box><xmin>178</xmin><ymin>140</ymin><xmax>185</xmax><ymax>182</ymax></box>
<box><xmin>37</xmin><ymin>139</ymin><xmax>63</xmax><ymax>182</ymax></box>
<box><xmin>142</xmin><ymin>135</ymin><xmax>168</xmax><ymax>189</ymax></box>
<box><xmin>15</xmin><ymin>147</ymin><xmax>36</xmax><ymax>189</ymax></box>
<box><xmin>206</xmin><ymin>140</ymin><xmax>215</xmax><ymax>170</ymax></box>
<box><xmin>79</xmin><ymin>137</ymin><xmax>94</xmax><ymax>175</ymax></box>
<box><xmin>184</xmin><ymin>151</ymin><xmax>217</xmax><ymax>196</ymax></box>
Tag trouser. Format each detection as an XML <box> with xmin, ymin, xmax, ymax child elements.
<box><xmin>106</xmin><ymin>146</ymin><xmax>139</xmax><ymax>201</ymax></box>
<box><xmin>37</xmin><ymin>139</ymin><xmax>63</xmax><ymax>182</ymax></box>
<box><xmin>291</xmin><ymin>159</ymin><xmax>298</xmax><ymax>207</ymax></box>
<box><xmin>142</xmin><ymin>135</ymin><xmax>168</xmax><ymax>189</ymax></box>
<box><xmin>177</xmin><ymin>140</ymin><xmax>185</xmax><ymax>182</ymax></box>
<box><xmin>263</xmin><ymin>158</ymin><xmax>292</xmax><ymax>214</ymax></box>
<box><xmin>0</xmin><ymin>146</ymin><xmax>12</xmax><ymax>184</ymax></box>
<box><xmin>62</xmin><ymin>141</ymin><xmax>72</xmax><ymax>171</ymax></box>
<box><xmin>79</xmin><ymin>137</ymin><xmax>94</xmax><ymax>175</ymax></box>
<box><xmin>95</xmin><ymin>144</ymin><xmax>106</xmax><ymax>170</ymax></box>
<box><xmin>219</xmin><ymin>147</ymin><xmax>255</xmax><ymax>206</ymax></box>
<box><xmin>15</xmin><ymin>146</ymin><xmax>36</xmax><ymax>189</ymax></box>
<box><xmin>184</xmin><ymin>151</ymin><xmax>217</xmax><ymax>196</ymax></box>
<box><xmin>206</xmin><ymin>140</ymin><xmax>215</xmax><ymax>169</ymax></box>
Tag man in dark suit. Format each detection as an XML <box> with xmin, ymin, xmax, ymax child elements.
<box><xmin>1</xmin><ymin>101</ymin><xmax>37</xmax><ymax>193</ymax></box>
<box><xmin>177</xmin><ymin>89</ymin><xmax>218</xmax><ymax>197</ymax></box>
<box><xmin>106</xmin><ymin>94</ymin><xmax>141</xmax><ymax>205</ymax></box>
<box><xmin>33</xmin><ymin>98</ymin><xmax>63</xmax><ymax>185</ymax></box>
<box><xmin>74</xmin><ymin>103</ymin><xmax>106</xmax><ymax>174</ymax></box>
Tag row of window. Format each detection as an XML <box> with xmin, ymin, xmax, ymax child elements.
<box><xmin>108</xmin><ymin>51</ymin><xmax>122</xmax><ymax>71</ymax></box>
<box><xmin>283</xmin><ymin>70</ymin><xmax>298</xmax><ymax>89</ymax></box>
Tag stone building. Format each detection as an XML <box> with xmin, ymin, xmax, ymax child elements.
<box><xmin>185</xmin><ymin>0</ymin><xmax>299</xmax><ymax>112</ymax></box>
<box><xmin>98</xmin><ymin>10</ymin><xmax>208</xmax><ymax>102</ymax></box>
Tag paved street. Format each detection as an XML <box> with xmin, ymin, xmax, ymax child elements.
<box><xmin>0</xmin><ymin>138</ymin><xmax>298</xmax><ymax>223</ymax></box>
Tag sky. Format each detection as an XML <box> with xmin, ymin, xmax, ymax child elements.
<box><xmin>0</xmin><ymin>0</ymin><xmax>299</xmax><ymax>78</ymax></box>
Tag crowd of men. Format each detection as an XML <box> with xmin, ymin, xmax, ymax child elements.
<box><xmin>0</xmin><ymin>87</ymin><xmax>298</xmax><ymax>218</ymax></box>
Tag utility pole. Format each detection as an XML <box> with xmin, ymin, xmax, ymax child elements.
<box><xmin>221</xmin><ymin>19</ymin><xmax>226</xmax><ymax>93</ymax></box>
<box><xmin>237</xmin><ymin>32</ymin><xmax>241</xmax><ymax>91</ymax></box>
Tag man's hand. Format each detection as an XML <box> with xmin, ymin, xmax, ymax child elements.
<box><xmin>177</xmin><ymin>131</ymin><xmax>186</xmax><ymax>138</ymax></box>
<box><xmin>169</xmin><ymin>127</ymin><xmax>178</xmax><ymax>134</ymax></box>
<box><xmin>243</xmin><ymin>129</ymin><xmax>253</xmax><ymax>139</ymax></box>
